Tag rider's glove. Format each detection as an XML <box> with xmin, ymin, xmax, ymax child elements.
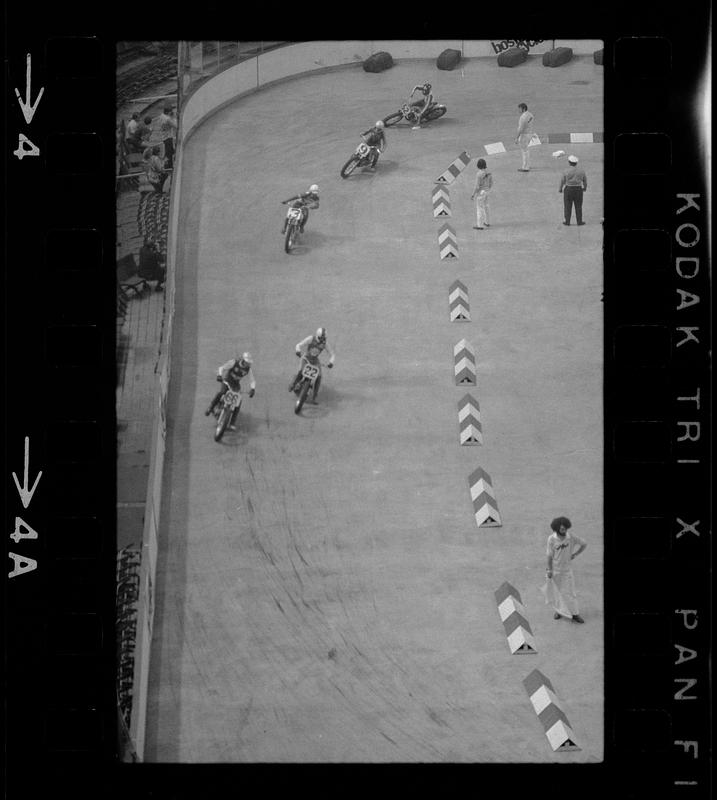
<box><xmin>216</xmin><ymin>374</ymin><xmax>223</xmax><ymax>382</ymax></box>
<box><xmin>327</xmin><ymin>363</ymin><xmax>333</xmax><ymax>369</ymax></box>
<box><xmin>295</xmin><ymin>351</ymin><xmax>301</xmax><ymax>357</ymax></box>
<box><xmin>249</xmin><ymin>388</ymin><xmax>255</xmax><ymax>398</ymax></box>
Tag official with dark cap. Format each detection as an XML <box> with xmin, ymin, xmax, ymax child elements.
<box><xmin>558</xmin><ymin>154</ymin><xmax>587</xmax><ymax>226</ymax></box>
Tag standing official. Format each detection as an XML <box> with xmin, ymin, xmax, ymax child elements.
<box><xmin>515</xmin><ymin>102</ymin><xmax>534</xmax><ymax>172</ymax></box>
<box><xmin>559</xmin><ymin>154</ymin><xmax>588</xmax><ymax>225</ymax></box>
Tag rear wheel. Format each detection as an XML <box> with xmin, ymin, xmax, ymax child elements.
<box><xmin>383</xmin><ymin>110</ymin><xmax>403</xmax><ymax>127</ymax></box>
<box><xmin>214</xmin><ymin>405</ymin><xmax>231</xmax><ymax>441</ymax></box>
<box><xmin>340</xmin><ymin>156</ymin><xmax>359</xmax><ymax>179</ymax></box>
<box><xmin>294</xmin><ymin>380</ymin><xmax>310</xmax><ymax>414</ymax></box>
<box><xmin>426</xmin><ymin>104</ymin><xmax>447</xmax><ymax>122</ymax></box>
<box><xmin>284</xmin><ymin>223</ymin><xmax>296</xmax><ymax>253</ymax></box>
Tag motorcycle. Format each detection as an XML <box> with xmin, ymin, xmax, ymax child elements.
<box><xmin>340</xmin><ymin>141</ymin><xmax>380</xmax><ymax>178</ymax></box>
<box><xmin>292</xmin><ymin>354</ymin><xmax>326</xmax><ymax>414</ymax></box>
<box><xmin>382</xmin><ymin>100</ymin><xmax>447</xmax><ymax>127</ymax></box>
<box><xmin>282</xmin><ymin>203</ymin><xmax>306</xmax><ymax>253</ymax></box>
<box><xmin>212</xmin><ymin>380</ymin><xmax>243</xmax><ymax>441</ymax></box>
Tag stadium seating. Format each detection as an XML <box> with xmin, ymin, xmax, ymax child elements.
<box><xmin>437</xmin><ymin>48</ymin><xmax>462</xmax><ymax>70</ymax></box>
<box><xmin>363</xmin><ymin>51</ymin><xmax>393</xmax><ymax>73</ymax></box>
<box><xmin>497</xmin><ymin>47</ymin><xmax>528</xmax><ymax>67</ymax></box>
<box><xmin>542</xmin><ymin>47</ymin><xmax>574</xmax><ymax>67</ymax></box>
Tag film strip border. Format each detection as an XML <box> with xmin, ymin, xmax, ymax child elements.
<box><xmin>4</xmin><ymin>29</ymin><xmax>711</xmax><ymax>795</ymax></box>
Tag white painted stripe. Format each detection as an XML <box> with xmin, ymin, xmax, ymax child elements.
<box><xmin>438</xmin><ymin>229</ymin><xmax>456</xmax><ymax>243</ymax></box>
<box><xmin>448</xmin><ymin>288</ymin><xmax>469</xmax><ymax>303</ymax></box>
<box><xmin>460</xmin><ymin>426</ymin><xmax>483</xmax><ymax>445</ymax></box>
<box><xmin>458</xmin><ymin>405</ymin><xmax>479</xmax><ymax>422</ymax></box>
<box><xmin>507</xmin><ymin>627</ymin><xmax>536</xmax><ymax>654</ymax></box>
<box><xmin>469</xmin><ymin>479</ymin><xmax>493</xmax><ymax>499</ymax></box>
<box><xmin>454</xmin><ymin>339</ymin><xmax>473</xmax><ymax>353</ymax></box>
<box><xmin>529</xmin><ymin>685</ymin><xmax>560</xmax><ymax>716</ymax></box>
<box><xmin>474</xmin><ymin>504</ymin><xmax>502</xmax><ymax>527</ymax></box>
<box><xmin>497</xmin><ymin>596</ymin><xmax>521</xmax><ymax>621</ymax></box>
<box><xmin>546</xmin><ymin>720</ymin><xmax>580</xmax><ymax>751</ymax></box>
<box><xmin>570</xmin><ymin>132</ymin><xmax>594</xmax><ymax>143</ymax></box>
<box><xmin>454</xmin><ymin>358</ymin><xmax>476</xmax><ymax>374</ymax></box>
<box><xmin>484</xmin><ymin>141</ymin><xmax>507</xmax><ymax>154</ymax></box>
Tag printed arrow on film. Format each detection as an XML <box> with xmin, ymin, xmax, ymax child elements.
<box><xmin>12</xmin><ymin>437</ymin><xmax>43</xmax><ymax>508</ymax></box>
<box><xmin>14</xmin><ymin>53</ymin><xmax>45</xmax><ymax>125</ymax></box>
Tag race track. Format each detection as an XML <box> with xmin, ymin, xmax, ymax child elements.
<box><xmin>145</xmin><ymin>55</ymin><xmax>604</xmax><ymax>763</ymax></box>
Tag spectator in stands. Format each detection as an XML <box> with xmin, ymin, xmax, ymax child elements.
<box><xmin>126</xmin><ymin>114</ymin><xmax>153</xmax><ymax>153</ymax></box>
<box><xmin>145</xmin><ymin>146</ymin><xmax>166</xmax><ymax>194</ymax></box>
<box><xmin>158</xmin><ymin>105</ymin><xmax>178</xmax><ymax>170</ymax></box>
<box><xmin>125</xmin><ymin>113</ymin><xmax>140</xmax><ymax>146</ymax></box>
<box><xmin>138</xmin><ymin>236</ymin><xmax>166</xmax><ymax>290</ymax></box>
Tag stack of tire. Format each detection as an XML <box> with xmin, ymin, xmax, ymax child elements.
<box><xmin>437</xmin><ymin>48</ymin><xmax>461</xmax><ymax>70</ymax></box>
<box><xmin>497</xmin><ymin>47</ymin><xmax>528</xmax><ymax>67</ymax></box>
<box><xmin>542</xmin><ymin>47</ymin><xmax>573</xmax><ymax>67</ymax></box>
<box><xmin>363</xmin><ymin>52</ymin><xmax>393</xmax><ymax>73</ymax></box>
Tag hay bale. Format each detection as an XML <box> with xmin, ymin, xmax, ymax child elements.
<box><xmin>363</xmin><ymin>51</ymin><xmax>393</xmax><ymax>73</ymax></box>
<box><xmin>437</xmin><ymin>48</ymin><xmax>461</xmax><ymax>70</ymax></box>
<box><xmin>497</xmin><ymin>47</ymin><xmax>528</xmax><ymax>67</ymax></box>
<box><xmin>593</xmin><ymin>48</ymin><xmax>604</xmax><ymax>65</ymax></box>
<box><xmin>542</xmin><ymin>47</ymin><xmax>574</xmax><ymax>67</ymax></box>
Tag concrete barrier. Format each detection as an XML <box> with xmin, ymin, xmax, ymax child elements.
<box><xmin>497</xmin><ymin>47</ymin><xmax>528</xmax><ymax>67</ymax></box>
<box><xmin>363</xmin><ymin>51</ymin><xmax>393</xmax><ymax>72</ymax></box>
<box><xmin>437</xmin><ymin>48</ymin><xmax>461</xmax><ymax>70</ymax></box>
<box><xmin>542</xmin><ymin>47</ymin><xmax>574</xmax><ymax>67</ymax></box>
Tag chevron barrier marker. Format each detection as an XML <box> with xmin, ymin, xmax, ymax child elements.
<box><xmin>448</xmin><ymin>280</ymin><xmax>470</xmax><ymax>321</ymax></box>
<box><xmin>438</xmin><ymin>222</ymin><xmax>458</xmax><ymax>259</ymax></box>
<box><xmin>453</xmin><ymin>338</ymin><xmax>476</xmax><ymax>385</ymax></box>
<box><xmin>457</xmin><ymin>394</ymin><xmax>482</xmax><ymax>445</ymax></box>
<box><xmin>523</xmin><ymin>669</ymin><xmax>581</xmax><ymax>752</ymax></box>
<box><xmin>432</xmin><ymin>186</ymin><xmax>451</xmax><ymax>217</ymax></box>
<box><xmin>435</xmin><ymin>150</ymin><xmax>472</xmax><ymax>184</ymax></box>
<box><xmin>468</xmin><ymin>466</ymin><xmax>502</xmax><ymax>527</ymax></box>
<box><xmin>494</xmin><ymin>582</ymin><xmax>537</xmax><ymax>654</ymax></box>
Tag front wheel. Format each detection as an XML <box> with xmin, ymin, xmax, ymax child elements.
<box><xmin>425</xmin><ymin>104</ymin><xmax>447</xmax><ymax>122</ymax></box>
<box><xmin>214</xmin><ymin>405</ymin><xmax>231</xmax><ymax>441</ymax></box>
<box><xmin>294</xmin><ymin>380</ymin><xmax>310</xmax><ymax>414</ymax></box>
<box><xmin>284</xmin><ymin>222</ymin><xmax>297</xmax><ymax>253</ymax></box>
<box><xmin>340</xmin><ymin>155</ymin><xmax>359</xmax><ymax>179</ymax></box>
<box><xmin>383</xmin><ymin>110</ymin><xmax>404</xmax><ymax>127</ymax></box>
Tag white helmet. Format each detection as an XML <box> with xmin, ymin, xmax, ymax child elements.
<box><xmin>315</xmin><ymin>327</ymin><xmax>326</xmax><ymax>343</ymax></box>
<box><xmin>239</xmin><ymin>351</ymin><xmax>253</xmax><ymax>366</ymax></box>
<box><xmin>309</xmin><ymin>184</ymin><xmax>319</xmax><ymax>193</ymax></box>
<box><xmin>375</xmin><ymin>120</ymin><xmax>385</xmax><ymax>129</ymax></box>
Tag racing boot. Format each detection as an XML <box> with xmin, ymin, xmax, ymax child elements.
<box><xmin>310</xmin><ymin>376</ymin><xmax>321</xmax><ymax>404</ymax></box>
<box><xmin>228</xmin><ymin>408</ymin><xmax>240</xmax><ymax>430</ymax></box>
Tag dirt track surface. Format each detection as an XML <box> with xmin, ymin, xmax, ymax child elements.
<box><xmin>145</xmin><ymin>55</ymin><xmax>604</xmax><ymax>762</ymax></box>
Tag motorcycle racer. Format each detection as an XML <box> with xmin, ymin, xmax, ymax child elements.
<box><xmin>407</xmin><ymin>82</ymin><xmax>434</xmax><ymax>129</ymax></box>
<box><xmin>360</xmin><ymin>120</ymin><xmax>386</xmax><ymax>169</ymax></box>
<box><xmin>204</xmin><ymin>351</ymin><xmax>256</xmax><ymax>429</ymax></box>
<box><xmin>288</xmin><ymin>327</ymin><xmax>335</xmax><ymax>403</ymax></box>
<box><xmin>281</xmin><ymin>184</ymin><xmax>320</xmax><ymax>235</ymax></box>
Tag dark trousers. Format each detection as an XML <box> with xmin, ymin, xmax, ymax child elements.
<box><xmin>563</xmin><ymin>185</ymin><xmax>584</xmax><ymax>224</ymax></box>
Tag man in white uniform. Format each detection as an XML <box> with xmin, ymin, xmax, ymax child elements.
<box><xmin>545</xmin><ymin>516</ymin><xmax>587</xmax><ymax>623</ymax></box>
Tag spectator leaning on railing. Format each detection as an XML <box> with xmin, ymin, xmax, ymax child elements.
<box><xmin>144</xmin><ymin>145</ymin><xmax>166</xmax><ymax>194</ymax></box>
<box><xmin>158</xmin><ymin>105</ymin><xmax>178</xmax><ymax>170</ymax></box>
